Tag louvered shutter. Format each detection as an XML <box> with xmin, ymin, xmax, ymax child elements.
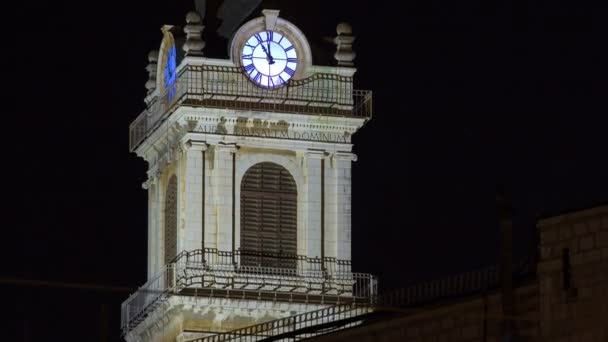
<box><xmin>241</xmin><ymin>162</ymin><xmax>297</xmax><ymax>269</ymax></box>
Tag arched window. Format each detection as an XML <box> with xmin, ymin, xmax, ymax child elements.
<box><xmin>241</xmin><ymin>162</ymin><xmax>297</xmax><ymax>268</ymax></box>
<box><xmin>164</xmin><ymin>175</ymin><xmax>178</xmax><ymax>265</ymax></box>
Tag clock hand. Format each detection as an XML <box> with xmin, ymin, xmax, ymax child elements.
<box><xmin>267</xmin><ymin>41</ymin><xmax>273</xmax><ymax>61</ymax></box>
<box><xmin>260</xmin><ymin>44</ymin><xmax>275</xmax><ymax>64</ymax></box>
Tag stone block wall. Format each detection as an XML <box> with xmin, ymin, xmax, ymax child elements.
<box><xmin>537</xmin><ymin>205</ymin><xmax>608</xmax><ymax>341</ymax></box>
<box><xmin>311</xmin><ymin>205</ymin><xmax>608</xmax><ymax>342</ymax></box>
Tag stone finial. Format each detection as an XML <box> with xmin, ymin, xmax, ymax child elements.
<box><xmin>333</xmin><ymin>22</ymin><xmax>356</xmax><ymax>66</ymax></box>
<box><xmin>145</xmin><ymin>50</ymin><xmax>158</xmax><ymax>93</ymax></box>
<box><xmin>183</xmin><ymin>11</ymin><xmax>205</xmax><ymax>56</ymax></box>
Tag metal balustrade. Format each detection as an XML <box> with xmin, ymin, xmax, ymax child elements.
<box><xmin>171</xmin><ymin>248</ymin><xmax>353</xmax><ymax>275</ymax></box>
<box><xmin>121</xmin><ymin>249</ymin><xmax>377</xmax><ymax>335</ymax></box>
<box><xmin>377</xmin><ymin>256</ymin><xmax>537</xmax><ymax>308</ymax></box>
<box><xmin>120</xmin><ymin>264</ymin><xmax>176</xmax><ymax>333</ymax></box>
<box><xmin>129</xmin><ymin>65</ymin><xmax>373</xmax><ymax>151</ymax></box>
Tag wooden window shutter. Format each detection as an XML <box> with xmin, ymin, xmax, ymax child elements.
<box><xmin>241</xmin><ymin>162</ymin><xmax>297</xmax><ymax>268</ymax></box>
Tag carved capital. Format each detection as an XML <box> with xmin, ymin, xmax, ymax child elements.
<box><xmin>184</xmin><ymin>139</ymin><xmax>208</xmax><ymax>152</ymax></box>
<box><xmin>142</xmin><ymin>174</ymin><xmax>158</xmax><ymax>190</ymax></box>
<box><xmin>306</xmin><ymin>149</ymin><xmax>328</xmax><ymax>160</ymax></box>
<box><xmin>333</xmin><ymin>151</ymin><xmax>357</xmax><ymax>162</ymax></box>
<box><xmin>330</xmin><ymin>151</ymin><xmax>357</xmax><ymax>168</ymax></box>
<box><xmin>170</xmin><ymin>145</ymin><xmax>183</xmax><ymax>163</ymax></box>
<box><xmin>146</xmin><ymin>164</ymin><xmax>159</xmax><ymax>179</ymax></box>
<box><xmin>216</xmin><ymin>142</ymin><xmax>239</xmax><ymax>154</ymax></box>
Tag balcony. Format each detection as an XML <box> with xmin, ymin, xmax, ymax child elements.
<box><xmin>120</xmin><ymin>248</ymin><xmax>377</xmax><ymax>335</ymax></box>
<box><xmin>129</xmin><ymin>65</ymin><xmax>373</xmax><ymax>152</ymax></box>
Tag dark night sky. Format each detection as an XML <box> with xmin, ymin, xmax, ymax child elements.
<box><xmin>4</xmin><ymin>0</ymin><xmax>608</xmax><ymax>340</ymax></box>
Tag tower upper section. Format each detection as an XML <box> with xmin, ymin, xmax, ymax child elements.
<box><xmin>129</xmin><ymin>10</ymin><xmax>372</xmax><ymax>154</ymax></box>
<box><xmin>122</xmin><ymin>10</ymin><xmax>376</xmax><ymax>340</ymax></box>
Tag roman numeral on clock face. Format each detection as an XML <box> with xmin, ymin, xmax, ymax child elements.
<box><xmin>267</xmin><ymin>31</ymin><xmax>273</xmax><ymax>42</ymax></box>
<box><xmin>252</xmin><ymin>72</ymin><xmax>262</xmax><ymax>83</ymax></box>
<box><xmin>284</xmin><ymin>45</ymin><xmax>294</xmax><ymax>52</ymax></box>
<box><xmin>284</xmin><ymin>67</ymin><xmax>295</xmax><ymax>77</ymax></box>
<box><xmin>243</xmin><ymin>63</ymin><xmax>255</xmax><ymax>73</ymax></box>
<box><xmin>254</xmin><ymin>33</ymin><xmax>263</xmax><ymax>44</ymax></box>
<box><xmin>287</xmin><ymin>57</ymin><xmax>297</xmax><ymax>63</ymax></box>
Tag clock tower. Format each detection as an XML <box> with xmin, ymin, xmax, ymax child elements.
<box><xmin>122</xmin><ymin>8</ymin><xmax>375</xmax><ymax>342</ymax></box>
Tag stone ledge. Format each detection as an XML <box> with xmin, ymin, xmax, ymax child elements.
<box><xmin>537</xmin><ymin>205</ymin><xmax>608</xmax><ymax>228</ymax></box>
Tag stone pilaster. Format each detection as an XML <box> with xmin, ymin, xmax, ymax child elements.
<box><xmin>146</xmin><ymin>177</ymin><xmax>159</xmax><ymax>279</ymax></box>
<box><xmin>331</xmin><ymin>152</ymin><xmax>356</xmax><ymax>263</ymax></box>
<box><xmin>182</xmin><ymin>140</ymin><xmax>208</xmax><ymax>253</ymax></box>
<box><xmin>152</xmin><ymin>178</ymin><xmax>161</xmax><ymax>275</ymax></box>
<box><xmin>303</xmin><ymin>150</ymin><xmax>326</xmax><ymax>261</ymax></box>
<box><xmin>211</xmin><ymin>143</ymin><xmax>238</xmax><ymax>252</ymax></box>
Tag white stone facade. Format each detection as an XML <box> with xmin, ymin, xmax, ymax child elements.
<box><xmin>138</xmin><ymin>102</ymin><xmax>365</xmax><ymax>278</ymax></box>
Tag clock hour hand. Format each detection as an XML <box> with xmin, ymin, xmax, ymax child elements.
<box><xmin>260</xmin><ymin>44</ymin><xmax>275</xmax><ymax>64</ymax></box>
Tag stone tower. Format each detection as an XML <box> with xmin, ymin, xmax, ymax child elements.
<box><xmin>122</xmin><ymin>9</ymin><xmax>375</xmax><ymax>342</ymax></box>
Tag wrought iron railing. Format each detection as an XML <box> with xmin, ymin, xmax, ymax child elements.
<box><xmin>121</xmin><ymin>249</ymin><xmax>377</xmax><ymax>335</ymax></box>
<box><xmin>377</xmin><ymin>256</ymin><xmax>537</xmax><ymax>307</ymax></box>
<box><xmin>129</xmin><ymin>65</ymin><xmax>373</xmax><ymax>151</ymax></box>
<box><xmin>120</xmin><ymin>263</ymin><xmax>176</xmax><ymax>333</ymax></box>
<box><xmin>192</xmin><ymin>303</ymin><xmax>373</xmax><ymax>342</ymax></box>
<box><xmin>172</xmin><ymin>248</ymin><xmax>353</xmax><ymax>275</ymax></box>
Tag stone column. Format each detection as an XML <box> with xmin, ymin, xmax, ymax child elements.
<box><xmin>182</xmin><ymin>140</ymin><xmax>208</xmax><ymax>253</ymax></box>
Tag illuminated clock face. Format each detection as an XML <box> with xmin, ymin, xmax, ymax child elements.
<box><xmin>164</xmin><ymin>44</ymin><xmax>177</xmax><ymax>100</ymax></box>
<box><xmin>241</xmin><ymin>31</ymin><xmax>298</xmax><ymax>88</ymax></box>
